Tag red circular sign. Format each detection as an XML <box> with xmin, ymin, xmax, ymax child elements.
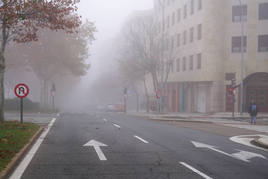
<box><xmin>14</xmin><ymin>83</ymin><xmax>29</xmax><ymax>98</ymax></box>
<box><xmin>156</xmin><ymin>89</ymin><xmax>161</xmax><ymax>99</ymax></box>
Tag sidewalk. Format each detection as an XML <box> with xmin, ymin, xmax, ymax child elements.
<box><xmin>127</xmin><ymin>111</ymin><xmax>268</xmax><ymax>148</ymax></box>
<box><xmin>129</xmin><ymin>111</ymin><xmax>268</xmax><ymax>124</ymax></box>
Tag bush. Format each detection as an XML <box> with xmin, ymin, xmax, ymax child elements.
<box><xmin>4</xmin><ymin>98</ymin><xmax>40</xmax><ymax>112</ymax></box>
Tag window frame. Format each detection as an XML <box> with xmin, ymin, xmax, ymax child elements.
<box><xmin>232</xmin><ymin>36</ymin><xmax>247</xmax><ymax>53</ymax></box>
<box><xmin>258</xmin><ymin>34</ymin><xmax>268</xmax><ymax>52</ymax></box>
<box><xmin>259</xmin><ymin>3</ymin><xmax>268</xmax><ymax>20</ymax></box>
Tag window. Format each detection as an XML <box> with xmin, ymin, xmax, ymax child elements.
<box><xmin>183</xmin><ymin>30</ymin><xmax>187</xmax><ymax>45</ymax></box>
<box><xmin>177</xmin><ymin>9</ymin><xmax>181</xmax><ymax>22</ymax></box>
<box><xmin>258</xmin><ymin>35</ymin><xmax>268</xmax><ymax>52</ymax></box>
<box><xmin>259</xmin><ymin>3</ymin><xmax>268</xmax><ymax>20</ymax></box>
<box><xmin>197</xmin><ymin>24</ymin><xmax>202</xmax><ymax>40</ymax></box>
<box><xmin>166</xmin><ymin>38</ymin><xmax>170</xmax><ymax>50</ymax></box>
<box><xmin>170</xmin><ymin>60</ymin><xmax>174</xmax><ymax>73</ymax></box>
<box><xmin>167</xmin><ymin>16</ymin><xmax>170</xmax><ymax>28</ymax></box>
<box><xmin>172</xmin><ymin>12</ymin><xmax>175</xmax><ymax>25</ymax></box>
<box><xmin>184</xmin><ymin>4</ymin><xmax>187</xmax><ymax>19</ymax></box>
<box><xmin>183</xmin><ymin>57</ymin><xmax>186</xmax><ymax>71</ymax></box>
<box><xmin>176</xmin><ymin>58</ymin><xmax>180</xmax><ymax>72</ymax></box>
<box><xmin>198</xmin><ymin>0</ymin><xmax>202</xmax><ymax>10</ymax></box>
<box><xmin>171</xmin><ymin>36</ymin><xmax>174</xmax><ymax>50</ymax></box>
<box><xmin>177</xmin><ymin>33</ymin><xmax>181</xmax><ymax>47</ymax></box>
<box><xmin>190</xmin><ymin>27</ymin><xmax>194</xmax><ymax>43</ymax></box>
<box><xmin>232</xmin><ymin>36</ymin><xmax>247</xmax><ymax>53</ymax></box>
<box><xmin>232</xmin><ymin>5</ymin><xmax>247</xmax><ymax>22</ymax></box>
<box><xmin>191</xmin><ymin>0</ymin><xmax>194</xmax><ymax>15</ymax></box>
<box><xmin>197</xmin><ymin>53</ymin><xmax>202</xmax><ymax>69</ymax></box>
<box><xmin>189</xmin><ymin>55</ymin><xmax>194</xmax><ymax>70</ymax></box>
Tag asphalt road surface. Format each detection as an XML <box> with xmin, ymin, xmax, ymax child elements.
<box><xmin>15</xmin><ymin>113</ymin><xmax>268</xmax><ymax>179</ymax></box>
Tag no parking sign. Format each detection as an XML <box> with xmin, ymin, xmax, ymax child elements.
<box><xmin>14</xmin><ymin>83</ymin><xmax>29</xmax><ymax>98</ymax></box>
<box><xmin>14</xmin><ymin>83</ymin><xmax>29</xmax><ymax>123</ymax></box>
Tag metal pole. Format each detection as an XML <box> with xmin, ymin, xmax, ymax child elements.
<box><xmin>239</xmin><ymin>0</ymin><xmax>245</xmax><ymax>115</ymax></box>
<box><xmin>232</xmin><ymin>95</ymin><xmax>235</xmax><ymax>119</ymax></box>
<box><xmin>159</xmin><ymin>0</ymin><xmax>165</xmax><ymax>114</ymax></box>
<box><xmin>52</xmin><ymin>95</ymin><xmax>55</xmax><ymax>111</ymax></box>
<box><xmin>20</xmin><ymin>98</ymin><xmax>23</xmax><ymax>124</ymax></box>
<box><xmin>124</xmin><ymin>96</ymin><xmax>127</xmax><ymax>113</ymax></box>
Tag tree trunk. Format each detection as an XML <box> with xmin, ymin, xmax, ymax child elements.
<box><xmin>136</xmin><ymin>93</ymin><xmax>140</xmax><ymax>112</ymax></box>
<box><xmin>143</xmin><ymin>78</ymin><xmax>150</xmax><ymax>113</ymax></box>
<box><xmin>0</xmin><ymin>18</ymin><xmax>8</xmax><ymax>122</ymax></box>
<box><xmin>0</xmin><ymin>53</ymin><xmax>5</xmax><ymax>122</ymax></box>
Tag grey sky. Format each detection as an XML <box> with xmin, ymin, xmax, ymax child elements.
<box><xmin>78</xmin><ymin>1</ymin><xmax>153</xmax><ymax>77</ymax></box>
<box><xmin>78</xmin><ymin>0</ymin><xmax>153</xmax><ymax>42</ymax></box>
<box><xmin>65</xmin><ymin>1</ymin><xmax>153</xmax><ymax>111</ymax></box>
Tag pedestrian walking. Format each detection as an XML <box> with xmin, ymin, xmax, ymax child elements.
<box><xmin>248</xmin><ymin>100</ymin><xmax>258</xmax><ymax>125</ymax></box>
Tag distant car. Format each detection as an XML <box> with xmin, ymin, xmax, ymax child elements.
<box><xmin>106</xmin><ymin>104</ymin><xmax>125</xmax><ymax>112</ymax></box>
<box><xmin>106</xmin><ymin>104</ymin><xmax>115</xmax><ymax>112</ymax></box>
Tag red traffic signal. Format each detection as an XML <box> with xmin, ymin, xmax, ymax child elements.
<box><xmin>156</xmin><ymin>89</ymin><xmax>161</xmax><ymax>99</ymax></box>
<box><xmin>228</xmin><ymin>87</ymin><xmax>234</xmax><ymax>96</ymax></box>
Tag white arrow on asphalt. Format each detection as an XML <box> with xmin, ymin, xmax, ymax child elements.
<box><xmin>192</xmin><ymin>141</ymin><xmax>266</xmax><ymax>163</ymax></box>
<box><xmin>231</xmin><ymin>150</ymin><xmax>266</xmax><ymax>162</ymax></box>
<box><xmin>83</xmin><ymin>140</ymin><xmax>108</xmax><ymax>161</ymax></box>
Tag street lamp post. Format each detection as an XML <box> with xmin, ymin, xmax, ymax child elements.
<box><xmin>159</xmin><ymin>0</ymin><xmax>165</xmax><ymax>114</ymax></box>
<box><xmin>239</xmin><ymin>0</ymin><xmax>245</xmax><ymax>115</ymax></box>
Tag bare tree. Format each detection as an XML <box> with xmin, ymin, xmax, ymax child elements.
<box><xmin>118</xmin><ymin>11</ymin><xmax>178</xmax><ymax>112</ymax></box>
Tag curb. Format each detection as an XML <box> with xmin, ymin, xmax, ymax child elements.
<box><xmin>0</xmin><ymin>126</ymin><xmax>43</xmax><ymax>179</ymax></box>
<box><xmin>252</xmin><ymin>137</ymin><xmax>268</xmax><ymax>150</ymax></box>
<box><xmin>149</xmin><ymin>118</ymin><xmax>214</xmax><ymax>124</ymax></box>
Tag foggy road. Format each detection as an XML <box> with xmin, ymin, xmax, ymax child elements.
<box><xmin>14</xmin><ymin>113</ymin><xmax>268</xmax><ymax>179</ymax></box>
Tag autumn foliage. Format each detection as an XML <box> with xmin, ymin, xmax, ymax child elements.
<box><xmin>0</xmin><ymin>0</ymin><xmax>85</xmax><ymax>122</ymax></box>
<box><xmin>0</xmin><ymin>0</ymin><xmax>81</xmax><ymax>43</ymax></box>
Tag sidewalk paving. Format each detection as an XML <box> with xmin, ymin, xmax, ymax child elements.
<box><xmin>128</xmin><ymin>111</ymin><xmax>268</xmax><ymax>149</ymax></box>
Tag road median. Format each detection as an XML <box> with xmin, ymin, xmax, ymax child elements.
<box><xmin>0</xmin><ymin>122</ymin><xmax>42</xmax><ymax>179</ymax></box>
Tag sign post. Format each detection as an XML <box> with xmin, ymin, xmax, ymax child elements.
<box><xmin>14</xmin><ymin>84</ymin><xmax>29</xmax><ymax>124</ymax></box>
<box><xmin>123</xmin><ymin>88</ymin><xmax>128</xmax><ymax>113</ymax></box>
<box><xmin>51</xmin><ymin>83</ymin><xmax>56</xmax><ymax>110</ymax></box>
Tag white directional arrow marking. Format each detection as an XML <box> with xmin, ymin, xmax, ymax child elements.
<box><xmin>192</xmin><ymin>141</ymin><xmax>266</xmax><ymax>163</ymax></box>
<box><xmin>84</xmin><ymin>140</ymin><xmax>108</xmax><ymax>161</ymax></box>
<box><xmin>231</xmin><ymin>150</ymin><xmax>266</xmax><ymax>162</ymax></box>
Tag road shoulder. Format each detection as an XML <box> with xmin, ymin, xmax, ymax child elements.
<box><xmin>0</xmin><ymin>126</ymin><xmax>43</xmax><ymax>179</ymax></box>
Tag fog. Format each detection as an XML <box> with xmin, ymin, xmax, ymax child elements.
<box><xmin>64</xmin><ymin>0</ymin><xmax>153</xmax><ymax>112</ymax></box>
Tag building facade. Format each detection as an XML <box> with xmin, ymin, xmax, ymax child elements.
<box><xmin>153</xmin><ymin>0</ymin><xmax>268</xmax><ymax>113</ymax></box>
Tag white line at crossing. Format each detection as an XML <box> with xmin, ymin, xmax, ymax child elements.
<box><xmin>180</xmin><ymin>162</ymin><xmax>213</xmax><ymax>179</ymax></box>
<box><xmin>113</xmin><ymin>124</ymin><xmax>121</xmax><ymax>129</ymax></box>
<box><xmin>134</xmin><ymin>135</ymin><xmax>149</xmax><ymax>144</ymax></box>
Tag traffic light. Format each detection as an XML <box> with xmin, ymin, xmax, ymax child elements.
<box><xmin>228</xmin><ymin>87</ymin><xmax>234</xmax><ymax>96</ymax></box>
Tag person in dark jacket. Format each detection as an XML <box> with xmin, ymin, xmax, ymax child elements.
<box><xmin>248</xmin><ymin>100</ymin><xmax>258</xmax><ymax>125</ymax></box>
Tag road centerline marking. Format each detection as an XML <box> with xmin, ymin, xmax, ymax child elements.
<box><xmin>10</xmin><ymin>118</ymin><xmax>57</xmax><ymax>179</ymax></box>
<box><xmin>180</xmin><ymin>162</ymin><xmax>213</xmax><ymax>179</ymax></box>
<box><xmin>113</xmin><ymin>124</ymin><xmax>121</xmax><ymax>128</ymax></box>
<box><xmin>134</xmin><ymin>135</ymin><xmax>149</xmax><ymax>144</ymax></box>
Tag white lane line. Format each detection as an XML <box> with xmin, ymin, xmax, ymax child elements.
<box><xmin>180</xmin><ymin>162</ymin><xmax>213</xmax><ymax>179</ymax></box>
<box><xmin>10</xmin><ymin>118</ymin><xmax>57</xmax><ymax>179</ymax></box>
<box><xmin>103</xmin><ymin>118</ymin><xmax>108</xmax><ymax>122</ymax></box>
<box><xmin>113</xmin><ymin>124</ymin><xmax>121</xmax><ymax>129</ymax></box>
<box><xmin>134</xmin><ymin>135</ymin><xmax>149</xmax><ymax>144</ymax></box>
